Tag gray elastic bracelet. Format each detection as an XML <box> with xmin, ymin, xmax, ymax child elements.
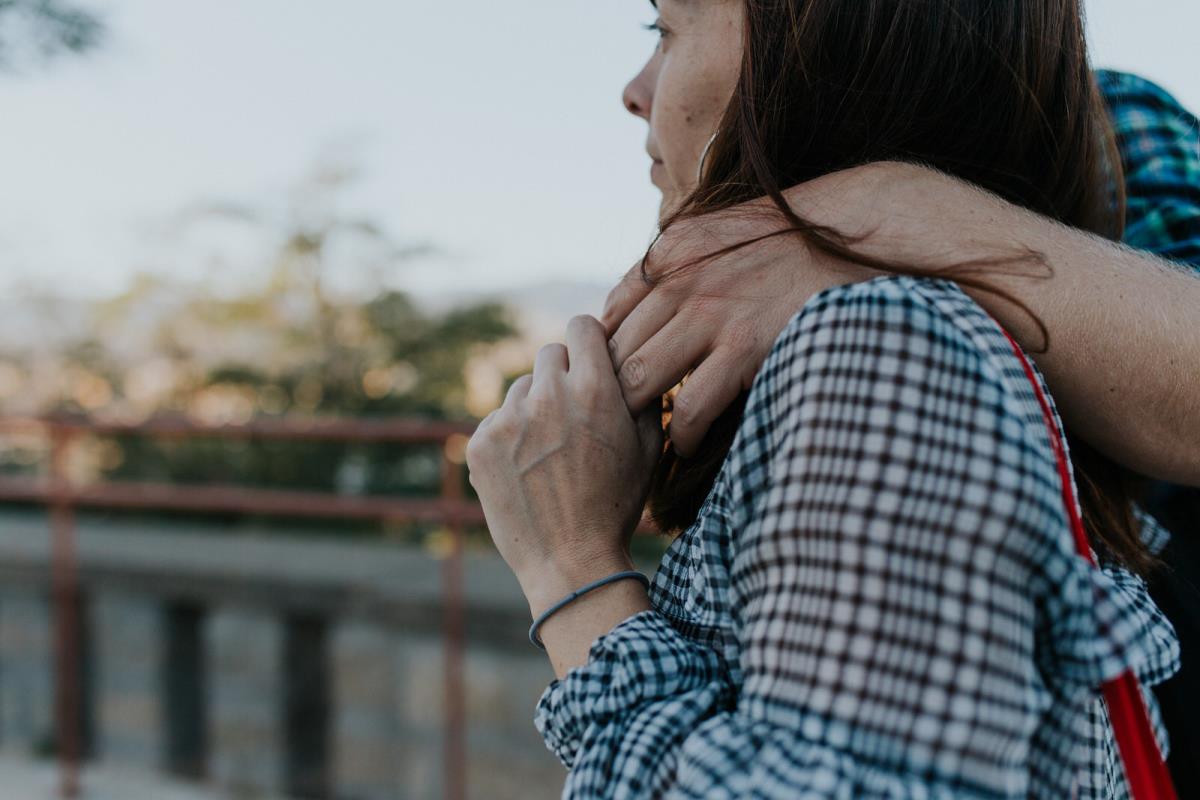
<box><xmin>529</xmin><ymin>570</ymin><xmax>650</xmax><ymax>650</ymax></box>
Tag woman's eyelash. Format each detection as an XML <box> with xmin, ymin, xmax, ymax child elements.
<box><xmin>642</xmin><ymin>20</ymin><xmax>668</xmax><ymax>38</ymax></box>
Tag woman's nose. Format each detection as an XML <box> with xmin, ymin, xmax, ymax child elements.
<box><xmin>622</xmin><ymin>62</ymin><xmax>654</xmax><ymax>120</ymax></box>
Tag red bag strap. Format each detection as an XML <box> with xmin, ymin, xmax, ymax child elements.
<box><xmin>997</xmin><ymin>325</ymin><xmax>1177</xmax><ymax>800</ymax></box>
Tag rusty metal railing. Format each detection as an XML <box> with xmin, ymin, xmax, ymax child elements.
<box><xmin>0</xmin><ymin>414</ymin><xmax>483</xmax><ymax>800</ymax></box>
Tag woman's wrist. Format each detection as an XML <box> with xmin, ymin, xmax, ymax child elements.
<box><xmin>519</xmin><ymin>548</ymin><xmax>639</xmax><ymax>619</ymax></box>
<box><xmin>516</xmin><ymin>547</ymin><xmax>653</xmax><ymax>678</ymax></box>
<box><xmin>533</xmin><ymin>568</ymin><xmax>652</xmax><ymax>678</ymax></box>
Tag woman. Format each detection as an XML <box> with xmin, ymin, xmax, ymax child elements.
<box><xmin>464</xmin><ymin>1</ymin><xmax>1180</xmax><ymax>796</ymax></box>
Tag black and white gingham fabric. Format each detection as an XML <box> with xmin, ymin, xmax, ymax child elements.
<box><xmin>533</xmin><ymin>276</ymin><xmax>1180</xmax><ymax>799</ymax></box>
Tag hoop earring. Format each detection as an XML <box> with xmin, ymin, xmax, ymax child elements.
<box><xmin>696</xmin><ymin>131</ymin><xmax>718</xmax><ymax>184</ymax></box>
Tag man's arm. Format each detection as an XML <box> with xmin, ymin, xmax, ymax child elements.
<box><xmin>602</xmin><ymin>160</ymin><xmax>1200</xmax><ymax>485</ymax></box>
<box><xmin>819</xmin><ymin>162</ymin><xmax>1200</xmax><ymax>484</ymax></box>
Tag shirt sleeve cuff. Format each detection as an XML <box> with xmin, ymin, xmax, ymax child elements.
<box><xmin>532</xmin><ymin>607</ymin><xmax>725</xmax><ymax>769</ymax></box>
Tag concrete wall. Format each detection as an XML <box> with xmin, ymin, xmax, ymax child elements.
<box><xmin>0</xmin><ymin>587</ymin><xmax>54</xmax><ymax>753</ymax></box>
<box><xmin>93</xmin><ymin>590</ymin><xmax>161</xmax><ymax>770</ymax></box>
<box><xmin>208</xmin><ymin>607</ymin><xmax>284</xmax><ymax>795</ymax></box>
<box><xmin>0</xmin><ymin>511</ymin><xmax>571</xmax><ymax>799</ymax></box>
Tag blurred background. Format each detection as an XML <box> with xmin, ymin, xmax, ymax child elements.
<box><xmin>0</xmin><ymin>1</ymin><xmax>1194</xmax><ymax>798</ymax></box>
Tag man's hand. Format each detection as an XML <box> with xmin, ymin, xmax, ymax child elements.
<box><xmin>600</xmin><ymin>165</ymin><xmax>885</xmax><ymax>458</ymax></box>
<box><xmin>600</xmin><ymin>160</ymin><xmax>1200</xmax><ymax>485</ymax></box>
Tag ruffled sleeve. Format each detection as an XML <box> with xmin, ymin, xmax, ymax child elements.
<box><xmin>533</xmin><ymin>609</ymin><xmax>732</xmax><ymax>791</ymax></box>
<box><xmin>533</xmin><ymin>277</ymin><xmax>1179</xmax><ymax>799</ymax></box>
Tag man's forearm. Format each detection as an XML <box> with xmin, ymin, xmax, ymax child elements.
<box><xmin>794</xmin><ymin>161</ymin><xmax>1200</xmax><ymax>485</ymax></box>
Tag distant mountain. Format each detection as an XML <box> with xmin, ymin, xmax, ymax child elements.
<box><xmin>0</xmin><ymin>277</ymin><xmax>621</xmax><ymax>355</ymax></box>
<box><xmin>410</xmin><ymin>278</ymin><xmax>617</xmax><ymax>343</ymax></box>
<box><xmin>408</xmin><ymin>277</ymin><xmax>630</xmax><ymax>415</ymax></box>
<box><xmin>0</xmin><ymin>276</ymin><xmax>629</xmax><ymax>418</ymax></box>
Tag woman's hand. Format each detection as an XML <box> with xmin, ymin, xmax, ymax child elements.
<box><xmin>465</xmin><ymin>313</ymin><xmax>664</xmax><ymax>619</ymax></box>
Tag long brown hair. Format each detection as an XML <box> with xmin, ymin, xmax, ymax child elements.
<box><xmin>644</xmin><ymin>0</ymin><xmax>1154</xmax><ymax>573</ymax></box>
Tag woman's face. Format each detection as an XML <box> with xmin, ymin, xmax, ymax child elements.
<box><xmin>623</xmin><ymin>0</ymin><xmax>743</xmax><ymax>219</ymax></box>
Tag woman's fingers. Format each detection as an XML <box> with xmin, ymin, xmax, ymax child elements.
<box><xmin>599</xmin><ymin>262</ymin><xmax>655</xmax><ymax>336</ymax></box>
<box><xmin>530</xmin><ymin>342</ymin><xmax>568</xmax><ymax>396</ymax></box>
<box><xmin>617</xmin><ymin>314</ymin><xmax>711</xmax><ymax>414</ymax></box>
<box><xmin>503</xmin><ymin>372</ymin><xmax>533</xmax><ymax>406</ymax></box>
<box><xmin>564</xmin><ymin>314</ymin><xmax>615</xmax><ymax>386</ymax></box>
<box><xmin>667</xmin><ymin>350</ymin><xmax>750</xmax><ymax>459</ymax></box>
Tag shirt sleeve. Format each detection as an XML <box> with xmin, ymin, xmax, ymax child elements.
<box><xmin>533</xmin><ymin>278</ymin><xmax>1178</xmax><ymax>798</ymax></box>
<box><xmin>1098</xmin><ymin>69</ymin><xmax>1200</xmax><ymax>270</ymax></box>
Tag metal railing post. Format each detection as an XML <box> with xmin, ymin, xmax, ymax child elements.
<box><xmin>49</xmin><ymin>422</ymin><xmax>80</xmax><ymax>799</ymax></box>
<box><xmin>0</xmin><ymin>414</ymin><xmax>492</xmax><ymax>800</ymax></box>
<box><xmin>440</xmin><ymin>442</ymin><xmax>466</xmax><ymax>800</ymax></box>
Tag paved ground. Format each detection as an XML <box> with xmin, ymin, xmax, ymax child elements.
<box><xmin>0</xmin><ymin>753</ymin><xmax>292</xmax><ymax>800</ymax></box>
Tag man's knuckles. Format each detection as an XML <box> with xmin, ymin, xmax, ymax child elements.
<box><xmin>618</xmin><ymin>354</ymin><xmax>647</xmax><ymax>391</ymax></box>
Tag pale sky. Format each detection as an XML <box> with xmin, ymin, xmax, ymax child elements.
<box><xmin>0</xmin><ymin>1</ymin><xmax>1196</xmax><ymax>301</ymax></box>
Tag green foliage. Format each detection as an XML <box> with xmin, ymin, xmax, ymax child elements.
<box><xmin>0</xmin><ymin>165</ymin><xmax>523</xmax><ymax>511</ymax></box>
<box><xmin>90</xmin><ymin>283</ymin><xmax>517</xmax><ymax>495</ymax></box>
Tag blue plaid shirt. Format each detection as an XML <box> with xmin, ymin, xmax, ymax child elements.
<box><xmin>533</xmin><ymin>71</ymin><xmax>1199</xmax><ymax>799</ymax></box>
<box><xmin>1099</xmin><ymin>70</ymin><xmax>1200</xmax><ymax>269</ymax></box>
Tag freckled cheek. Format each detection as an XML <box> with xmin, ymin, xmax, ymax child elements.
<box><xmin>653</xmin><ymin>103</ymin><xmax>708</xmax><ymax>186</ymax></box>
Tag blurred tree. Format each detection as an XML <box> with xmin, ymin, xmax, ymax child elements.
<box><xmin>0</xmin><ymin>0</ymin><xmax>104</xmax><ymax>69</ymax></box>
<box><xmin>39</xmin><ymin>163</ymin><xmax>524</xmax><ymax>503</ymax></box>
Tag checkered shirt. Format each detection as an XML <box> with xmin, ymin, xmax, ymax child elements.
<box><xmin>533</xmin><ymin>70</ymin><xmax>1196</xmax><ymax>800</ymax></box>
<box><xmin>1098</xmin><ymin>70</ymin><xmax>1200</xmax><ymax>269</ymax></box>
